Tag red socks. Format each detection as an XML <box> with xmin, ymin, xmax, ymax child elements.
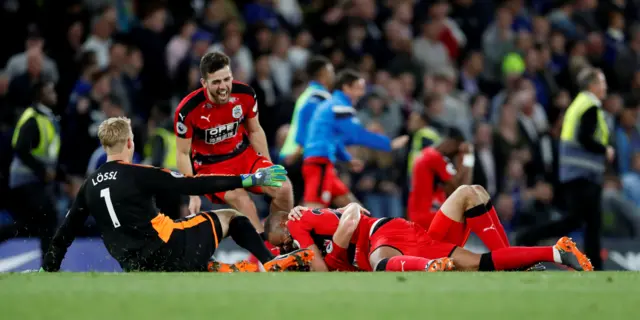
<box><xmin>465</xmin><ymin>204</ymin><xmax>507</xmax><ymax>251</ymax></box>
<box><xmin>427</xmin><ymin>210</ymin><xmax>471</xmax><ymax>247</ymax></box>
<box><xmin>381</xmin><ymin>256</ymin><xmax>430</xmax><ymax>272</ymax></box>
<box><xmin>486</xmin><ymin>200</ymin><xmax>510</xmax><ymax>246</ymax></box>
<box><xmin>483</xmin><ymin>247</ymin><xmax>556</xmax><ymax>271</ymax></box>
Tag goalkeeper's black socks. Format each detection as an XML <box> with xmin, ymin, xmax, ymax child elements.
<box><xmin>228</xmin><ymin>216</ymin><xmax>275</xmax><ymax>264</ymax></box>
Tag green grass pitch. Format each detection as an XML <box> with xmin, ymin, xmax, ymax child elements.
<box><xmin>1</xmin><ymin>272</ymin><xmax>639</xmax><ymax>319</ymax></box>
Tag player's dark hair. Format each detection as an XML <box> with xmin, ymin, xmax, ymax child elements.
<box><xmin>306</xmin><ymin>55</ymin><xmax>331</xmax><ymax>80</ymax></box>
<box><xmin>200</xmin><ymin>51</ymin><xmax>231</xmax><ymax>77</ymax></box>
<box><xmin>335</xmin><ymin>69</ymin><xmax>363</xmax><ymax>91</ymax></box>
<box><xmin>443</xmin><ymin>126</ymin><xmax>465</xmax><ymax>143</ymax></box>
<box><xmin>577</xmin><ymin>67</ymin><xmax>602</xmax><ymax>91</ymax></box>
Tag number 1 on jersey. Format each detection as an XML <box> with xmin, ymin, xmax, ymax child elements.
<box><xmin>100</xmin><ymin>188</ymin><xmax>121</xmax><ymax>228</ymax></box>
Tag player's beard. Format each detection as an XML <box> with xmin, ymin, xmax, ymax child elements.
<box><xmin>210</xmin><ymin>87</ymin><xmax>230</xmax><ymax>104</ymax></box>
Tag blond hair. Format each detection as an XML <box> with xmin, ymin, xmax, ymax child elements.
<box><xmin>98</xmin><ymin>116</ymin><xmax>132</xmax><ymax>153</ymax></box>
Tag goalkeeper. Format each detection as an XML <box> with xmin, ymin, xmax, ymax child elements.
<box><xmin>41</xmin><ymin>117</ymin><xmax>313</xmax><ymax>272</ymax></box>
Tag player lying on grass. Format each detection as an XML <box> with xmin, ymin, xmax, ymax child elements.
<box><xmin>265</xmin><ymin>185</ymin><xmax>593</xmax><ymax>272</ymax></box>
<box><xmin>41</xmin><ymin>117</ymin><xmax>313</xmax><ymax>272</ymax></box>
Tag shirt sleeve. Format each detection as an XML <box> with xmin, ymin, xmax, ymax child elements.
<box><xmin>333</xmin><ymin>111</ymin><xmax>391</xmax><ymax>152</ymax></box>
<box><xmin>294</xmin><ymin>99</ymin><xmax>319</xmax><ymax>146</ymax></box>
<box><xmin>324</xmin><ymin>241</ymin><xmax>359</xmax><ymax>271</ymax></box>
<box><xmin>336</xmin><ymin>142</ymin><xmax>353</xmax><ymax>162</ymax></box>
<box><xmin>431</xmin><ymin>152</ymin><xmax>456</xmax><ymax>182</ymax></box>
<box><xmin>245</xmin><ymin>86</ymin><xmax>259</xmax><ymax>119</ymax></box>
<box><xmin>577</xmin><ymin>107</ymin><xmax>607</xmax><ymax>154</ymax></box>
<box><xmin>133</xmin><ymin>164</ymin><xmax>244</xmax><ymax>195</ymax></box>
<box><xmin>42</xmin><ymin>182</ymin><xmax>90</xmax><ymax>271</ymax></box>
<box><xmin>287</xmin><ymin>219</ymin><xmax>316</xmax><ymax>249</ymax></box>
<box><xmin>174</xmin><ymin>101</ymin><xmax>193</xmax><ymax>139</ymax></box>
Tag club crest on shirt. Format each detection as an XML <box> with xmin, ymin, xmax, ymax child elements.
<box><xmin>232</xmin><ymin>105</ymin><xmax>243</xmax><ymax>119</ymax></box>
<box><xmin>176</xmin><ymin>122</ymin><xmax>187</xmax><ymax>135</ymax></box>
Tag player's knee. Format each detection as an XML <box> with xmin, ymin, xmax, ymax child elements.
<box><xmin>374</xmin><ymin>258</ymin><xmax>389</xmax><ymax>271</ymax></box>
<box><xmin>225</xmin><ymin>190</ymin><xmax>253</xmax><ymax>208</ymax></box>
<box><xmin>471</xmin><ymin>185</ymin><xmax>489</xmax><ymax>200</ymax></box>
<box><xmin>452</xmin><ymin>185</ymin><xmax>474</xmax><ymax>201</ymax></box>
<box><xmin>275</xmin><ymin>178</ymin><xmax>293</xmax><ymax>196</ymax></box>
<box><xmin>214</xmin><ymin>208</ymin><xmax>242</xmax><ymax>221</ymax></box>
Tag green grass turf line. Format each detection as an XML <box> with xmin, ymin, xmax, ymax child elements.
<box><xmin>1</xmin><ymin>272</ymin><xmax>638</xmax><ymax>320</ymax></box>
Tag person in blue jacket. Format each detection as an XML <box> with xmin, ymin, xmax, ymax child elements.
<box><xmin>302</xmin><ymin>69</ymin><xmax>408</xmax><ymax>208</ymax></box>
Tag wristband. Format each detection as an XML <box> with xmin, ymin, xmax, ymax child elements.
<box><xmin>240</xmin><ymin>174</ymin><xmax>254</xmax><ymax>187</ymax></box>
<box><xmin>462</xmin><ymin>153</ymin><xmax>475</xmax><ymax>168</ymax></box>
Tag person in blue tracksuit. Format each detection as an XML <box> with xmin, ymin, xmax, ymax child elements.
<box><xmin>302</xmin><ymin>69</ymin><xmax>408</xmax><ymax>208</ymax></box>
<box><xmin>279</xmin><ymin>56</ymin><xmax>334</xmax><ymax>204</ymax></box>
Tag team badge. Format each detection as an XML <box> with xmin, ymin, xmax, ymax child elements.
<box><xmin>176</xmin><ymin>122</ymin><xmax>187</xmax><ymax>135</ymax></box>
<box><xmin>232</xmin><ymin>105</ymin><xmax>243</xmax><ymax>119</ymax></box>
<box><xmin>205</xmin><ymin>103</ymin><xmax>213</xmax><ymax>108</ymax></box>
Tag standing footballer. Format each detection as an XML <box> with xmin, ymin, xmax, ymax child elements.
<box><xmin>175</xmin><ymin>51</ymin><xmax>293</xmax><ymax>236</ymax></box>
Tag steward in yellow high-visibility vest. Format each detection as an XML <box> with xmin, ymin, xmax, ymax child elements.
<box><xmin>10</xmin><ymin>99</ymin><xmax>60</xmax><ymax>188</ymax></box>
<box><xmin>6</xmin><ymin>81</ymin><xmax>61</xmax><ymax>261</ymax></box>
<box><xmin>516</xmin><ymin>68</ymin><xmax>612</xmax><ymax>271</ymax></box>
<box><xmin>559</xmin><ymin>80</ymin><xmax>611</xmax><ymax>183</ymax></box>
<box><xmin>407</xmin><ymin>126</ymin><xmax>441</xmax><ymax>174</ymax></box>
<box><xmin>144</xmin><ymin>125</ymin><xmax>177</xmax><ymax>171</ymax></box>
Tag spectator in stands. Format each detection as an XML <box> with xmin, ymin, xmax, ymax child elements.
<box><xmin>354</xmin><ymin>121</ymin><xmax>403</xmax><ymax>219</ymax></box>
<box><xmin>82</xmin><ymin>9</ymin><xmax>115</xmax><ymax>69</ymax></box>
<box><xmin>616</xmin><ymin>102</ymin><xmax>640</xmax><ymax>175</ymax></box>
<box><xmin>166</xmin><ymin>20</ymin><xmax>196</xmax><ymax>78</ymax></box>
<box><xmin>622</xmin><ymin>152</ymin><xmax>640</xmax><ymax>207</ymax></box>
<box><xmin>7</xmin><ymin>48</ymin><xmax>49</xmax><ymax>109</ymax></box>
<box><xmin>5</xmin><ymin>24</ymin><xmax>59</xmax><ymax>84</ymax></box>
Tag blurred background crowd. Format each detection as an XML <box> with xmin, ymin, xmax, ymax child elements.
<box><xmin>2</xmin><ymin>0</ymin><xmax>640</xmax><ymax>250</ymax></box>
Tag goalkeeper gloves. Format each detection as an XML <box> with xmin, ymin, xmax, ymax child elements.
<box><xmin>240</xmin><ymin>165</ymin><xmax>287</xmax><ymax>188</ymax></box>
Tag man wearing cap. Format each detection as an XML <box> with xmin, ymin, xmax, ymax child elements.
<box><xmin>516</xmin><ymin>68</ymin><xmax>613</xmax><ymax>270</ymax></box>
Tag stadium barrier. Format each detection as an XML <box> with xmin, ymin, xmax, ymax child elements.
<box><xmin>1</xmin><ymin>237</ymin><xmax>638</xmax><ymax>272</ymax></box>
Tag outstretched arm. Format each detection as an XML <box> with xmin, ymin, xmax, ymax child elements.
<box><xmin>41</xmin><ymin>184</ymin><xmax>90</xmax><ymax>271</ymax></box>
<box><xmin>334</xmin><ymin>116</ymin><xmax>392</xmax><ymax>152</ymax></box>
<box><xmin>136</xmin><ymin>164</ymin><xmax>285</xmax><ymax>195</ymax></box>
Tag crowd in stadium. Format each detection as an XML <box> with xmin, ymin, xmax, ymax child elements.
<box><xmin>2</xmin><ymin>0</ymin><xmax>640</xmax><ymax>261</ymax></box>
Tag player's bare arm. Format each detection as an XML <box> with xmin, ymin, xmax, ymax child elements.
<box><xmin>246</xmin><ymin>116</ymin><xmax>271</xmax><ymax>161</ymax></box>
<box><xmin>442</xmin><ymin>144</ymin><xmax>474</xmax><ymax>196</ymax></box>
<box><xmin>176</xmin><ymin>136</ymin><xmax>201</xmax><ymax>213</ymax></box>
<box><xmin>332</xmin><ymin>203</ymin><xmax>361</xmax><ymax>248</ymax></box>
<box><xmin>307</xmin><ymin>244</ymin><xmax>330</xmax><ymax>271</ymax></box>
<box><xmin>138</xmin><ymin>163</ymin><xmax>288</xmax><ymax>196</ymax></box>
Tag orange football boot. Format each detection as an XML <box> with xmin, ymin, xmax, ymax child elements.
<box><xmin>554</xmin><ymin>236</ymin><xmax>594</xmax><ymax>271</ymax></box>
<box><xmin>426</xmin><ymin>257</ymin><xmax>455</xmax><ymax>272</ymax></box>
<box><xmin>208</xmin><ymin>260</ymin><xmax>260</xmax><ymax>273</ymax></box>
<box><xmin>263</xmin><ymin>248</ymin><xmax>314</xmax><ymax>272</ymax></box>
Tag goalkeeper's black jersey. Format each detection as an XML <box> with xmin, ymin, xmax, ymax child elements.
<box><xmin>42</xmin><ymin>160</ymin><xmax>243</xmax><ymax>271</ymax></box>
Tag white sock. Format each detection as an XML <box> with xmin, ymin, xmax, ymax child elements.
<box><xmin>552</xmin><ymin>247</ymin><xmax>562</xmax><ymax>263</ymax></box>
